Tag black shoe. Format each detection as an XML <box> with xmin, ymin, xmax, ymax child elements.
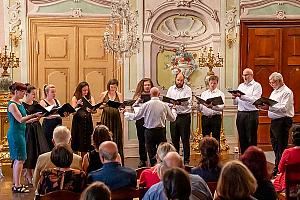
<box><xmin>138</xmin><ymin>160</ymin><xmax>147</xmax><ymax>168</ymax></box>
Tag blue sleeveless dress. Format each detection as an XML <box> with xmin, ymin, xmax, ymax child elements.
<box><xmin>7</xmin><ymin>100</ymin><xmax>27</xmax><ymax>161</ymax></box>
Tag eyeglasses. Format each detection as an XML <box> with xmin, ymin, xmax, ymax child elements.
<box><xmin>269</xmin><ymin>80</ymin><xmax>278</xmax><ymax>85</ymax></box>
<box><xmin>242</xmin><ymin>74</ymin><xmax>252</xmax><ymax>77</ymax></box>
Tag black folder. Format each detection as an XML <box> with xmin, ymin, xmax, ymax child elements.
<box><xmin>253</xmin><ymin>97</ymin><xmax>278</xmax><ymax>106</ymax></box>
<box><xmin>195</xmin><ymin>96</ymin><xmax>224</xmax><ymax>106</ymax></box>
<box><xmin>228</xmin><ymin>90</ymin><xmax>246</xmax><ymax>96</ymax></box>
<box><xmin>82</xmin><ymin>96</ymin><xmax>103</xmax><ymax>110</ymax></box>
<box><xmin>162</xmin><ymin>96</ymin><xmax>190</xmax><ymax>105</ymax></box>
<box><xmin>140</xmin><ymin>94</ymin><xmax>151</xmax><ymax>103</ymax></box>
<box><xmin>56</xmin><ymin>103</ymin><xmax>76</xmax><ymax>117</ymax></box>
<box><xmin>106</xmin><ymin>99</ymin><xmax>136</xmax><ymax>108</ymax></box>
<box><xmin>30</xmin><ymin>103</ymin><xmax>75</xmax><ymax>117</ymax></box>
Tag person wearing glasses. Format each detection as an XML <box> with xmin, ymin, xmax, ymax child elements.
<box><xmin>231</xmin><ymin>68</ymin><xmax>262</xmax><ymax>154</ymax></box>
<box><xmin>258</xmin><ymin>72</ymin><xmax>294</xmax><ymax>176</ymax></box>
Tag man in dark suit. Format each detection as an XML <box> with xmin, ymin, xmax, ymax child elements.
<box><xmin>87</xmin><ymin>141</ymin><xmax>137</xmax><ymax>190</ymax></box>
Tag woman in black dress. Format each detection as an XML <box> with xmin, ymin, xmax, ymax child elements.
<box><xmin>22</xmin><ymin>84</ymin><xmax>49</xmax><ymax>185</ymax></box>
<box><xmin>40</xmin><ymin>84</ymin><xmax>62</xmax><ymax>150</ymax></box>
<box><xmin>99</xmin><ymin>79</ymin><xmax>124</xmax><ymax>164</ymax></box>
<box><xmin>71</xmin><ymin>81</ymin><xmax>94</xmax><ymax>158</ymax></box>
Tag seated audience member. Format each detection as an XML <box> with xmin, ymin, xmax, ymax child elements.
<box><xmin>33</xmin><ymin>126</ymin><xmax>82</xmax><ymax>188</ymax></box>
<box><xmin>139</xmin><ymin>142</ymin><xmax>176</xmax><ymax>189</ymax></box>
<box><xmin>273</xmin><ymin>125</ymin><xmax>300</xmax><ymax>192</ymax></box>
<box><xmin>163</xmin><ymin>168</ymin><xmax>191</xmax><ymax>200</ymax></box>
<box><xmin>87</xmin><ymin>141</ymin><xmax>137</xmax><ymax>190</ymax></box>
<box><xmin>80</xmin><ymin>181</ymin><xmax>111</xmax><ymax>200</ymax></box>
<box><xmin>240</xmin><ymin>146</ymin><xmax>277</xmax><ymax>200</ymax></box>
<box><xmin>191</xmin><ymin>136</ymin><xmax>221</xmax><ymax>182</ymax></box>
<box><xmin>82</xmin><ymin>125</ymin><xmax>112</xmax><ymax>173</ymax></box>
<box><xmin>36</xmin><ymin>144</ymin><xmax>86</xmax><ymax>195</ymax></box>
<box><xmin>143</xmin><ymin>152</ymin><xmax>213</xmax><ymax>200</ymax></box>
<box><xmin>215</xmin><ymin>160</ymin><xmax>257</xmax><ymax>200</ymax></box>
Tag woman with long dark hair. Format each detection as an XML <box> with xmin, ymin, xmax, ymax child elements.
<box><xmin>22</xmin><ymin>84</ymin><xmax>49</xmax><ymax>185</ymax></box>
<box><xmin>99</xmin><ymin>79</ymin><xmax>124</xmax><ymax>164</ymax></box>
<box><xmin>71</xmin><ymin>81</ymin><xmax>95</xmax><ymax>158</ymax></box>
<box><xmin>7</xmin><ymin>82</ymin><xmax>41</xmax><ymax>193</ymax></box>
<box><xmin>191</xmin><ymin>136</ymin><xmax>221</xmax><ymax>182</ymax></box>
<box><xmin>133</xmin><ymin>78</ymin><xmax>153</xmax><ymax>167</ymax></box>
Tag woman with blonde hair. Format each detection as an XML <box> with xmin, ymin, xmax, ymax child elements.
<box><xmin>215</xmin><ymin>160</ymin><xmax>257</xmax><ymax>200</ymax></box>
<box><xmin>139</xmin><ymin>142</ymin><xmax>176</xmax><ymax>189</ymax></box>
<box><xmin>40</xmin><ymin>84</ymin><xmax>63</xmax><ymax>149</ymax></box>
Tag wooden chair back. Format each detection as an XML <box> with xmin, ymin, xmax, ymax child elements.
<box><xmin>111</xmin><ymin>187</ymin><xmax>140</xmax><ymax>200</ymax></box>
<box><xmin>135</xmin><ymin>167</ymin><xmax>150</xmax><ymax>179</ymax></box>
<box><xmin>39</xmin><ymin>190</ymin><xmax>81</xmax><ymax>200</ymax></box>
<box><xmin>206</xmin><ymin>182</ymin><xmax>218</xmax><ymax>194</ymax></box>
<box><xmin>285</xmin><ymin>163</ymin><xmax>300</xmax><ymax>200</ymax></box>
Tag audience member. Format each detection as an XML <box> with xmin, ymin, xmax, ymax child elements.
<box><xmin>273</xmin><ymin>125</ymin><xmax>300</xmax><ymax>192</ymax></box>
<box><xmin>87</xmin><ymin>141</ymin><xmax>137</xmax><ymax>190</ymax></box>
<box><xmin>139</xmin><ymin>142</ymin><xmax>176</xmax><ymax>189</ymax></box>
<box><xmin>163</xmin><ymin>168</ymin><xmax>191</xmax><ymax>200</ymax></box>
<box><xmin>36</xmin><ymin>144</ymin><xmax>86</xmax><ymax>195</ymax></box>
<box><xmin>33</xmin><ymin>126</ymin><xmax>82</xmax><ymax>188</ymax></box>
<box><xmin>191</xmin><ymin>136</ymin><xmax>221</xmax><ymax>182</ymax></box>
<box><xmin>240</xmin><ymin>146</ymin><xmax>277</xmax><ymax>200</ymax></box>
<box><xmin>143</xmin><ymin>152</ymin><xmax>213</xmax><ymax>200</ymax></box>
<box><xmin>215</xmin><ymin>160</ymin><xmax>257</xmax><ymax>200</ymax></box>
<box><xmin>82</xmin><ymin>125</ymin><xmax>112</xmax><ymax>173</ymax></box>
<box><xmin>80</xmin><ymin>181</ymin><xmax>111</xmax><ymax>200</ymax></box>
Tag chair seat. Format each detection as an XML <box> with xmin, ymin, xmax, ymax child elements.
<box><xmin>111</xmin><ymin>187</ymin><xmax>141</xmax><ymax>200</ymax></box>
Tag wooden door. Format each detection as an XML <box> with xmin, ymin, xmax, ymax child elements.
<box><xmin>240</xmin><ymin>21</ymin><xmax>300</xmax><ymax>150</ymax></box>
<box><xmin>29</xmin><ymin>18</ymin><xmax>119</xmax><ymax>128</ymax></box>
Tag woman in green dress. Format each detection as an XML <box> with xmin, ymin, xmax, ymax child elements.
<box><xmin>7</xmin><ymin>82</ymin><xmax>41</xmax><ymax>193</ymax></box>
<box><xmin>99</xmin><ymin>79</ymin><xmax>124</xmax><ymax>164</ymax></box>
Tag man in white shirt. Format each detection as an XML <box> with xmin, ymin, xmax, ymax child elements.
<box><xmin>166</xmin><ymin>73</ymin><xmax>192</xmax><ymax>165</ymax></box>
<box><xmin>259</xmin><ymin>72</ymin><xmax>294</xmax><ymax>176</ymax></box>
<box><xmin>198</xmin><ymin>75</ymin><xmax>225</xmax><ymax>142</ymax></box>
<box><xmin>124</xmin><ymin>87</ymin><xmax>177</xmax><ymax>166</ymax></box>
<box><xmin>231</xmin><ymin>68</ymin><xmax>262</xmax><ymax>154</ymax></box>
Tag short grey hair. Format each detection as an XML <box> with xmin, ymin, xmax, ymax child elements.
<box><xmin>269</xmin><ymin>72</ymin><xmax>283</xmax><ymax>82</ymax></box>
<box><xmin>53</xmin><ymin>126</ymin><xmax>71</xmax><ymax>144</ymax></box>
<box><xmin>99</xmin><ymin>142</ymin><xmax>118</xmax><ymax>161</ymax></box>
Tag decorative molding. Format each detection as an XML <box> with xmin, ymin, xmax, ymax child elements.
<box><xmin>225</xmin><ymin>7</ymin><xmax>237</xmax><ymax>30</ymax></box>
<box><xmin>29</xmin><ymin>0</ymin><xmax>111</xmax><ymax>5</ymax></box>
<box><xmin>241</xmin><ymin>0</ymin><xmax>300</xmax><ymax>20</ymax></box>
<box><xmin>275</xmin><ymin>10</ymin><xmax>286</xmax><ymax>19</ymax></box>
<box><xmin>8</xmin><ymin>1</ymin><xmax>21</xmax><ymax>32</ymax></box>
<box><xmin>71</xmin><ymin>8</ymin><xmax>82</xmax><ymax>17</ymax></box>
<box><xmin>158</xmin><ymin>15</ymin><xmax>206</xmax><ymax>39</ymax></box>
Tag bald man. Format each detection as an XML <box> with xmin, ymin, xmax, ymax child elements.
<box><xmin>166</xmin><ymin>73</ymin><xmax>192</xmax><ymax>165</ymax></box>
<box><xmin>143</xmin><ymin>152</ymin><xmax>213</xmax><ymax>200</ymax></box>
<box><xmin>231</xmin><ymin>68</ymin><xmax>262</xmax><ymax>154</ymax></box>
<box><xmin>124</xmin><ymin>87</ymin><xmax>177</xmax><ymax>166</ymax></box>
<box><xmin>87</xmin><ymin>141</ymin><xmax>137</xmax><ymax>190</ymax></box>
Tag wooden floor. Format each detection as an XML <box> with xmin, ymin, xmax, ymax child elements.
<box><xmin>0</xmin><ymin>153</ymin><xmax>275</xmax><ymax>200</ymax></box>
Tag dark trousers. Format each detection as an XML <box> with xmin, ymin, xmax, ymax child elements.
<box><xmin>201</xmin><ymin>114</ymin><xmax>222</xmax><ymax>142</ymax></box>
<box><xmin>270</xmin><ymin>117</ymin><xmax>293</xmax><ymax>169</ymax></box>
<box><xmin>236</xmin><ymin>111</ymin><xmax>259</xmax><ymax>154</ymax></box>
<box><xmin>135</xmin><ymin>118</ymin><xmax>147</xmax><ymax>162</ymax></box>
<box><xmin>144</xmin><ymin>127</ymin><xmax>167</xmax><ymax>166</ymax></box>
<box><xmin>170</xmin><ymin>113</ymin><xmax>191</xmax><ymax>164</ymax></box>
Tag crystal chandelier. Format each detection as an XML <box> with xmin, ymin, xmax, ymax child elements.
<box><xmin>104</xmin><ymin>0</ymin><xmax>140</xmax><ymax>59</ymax></box>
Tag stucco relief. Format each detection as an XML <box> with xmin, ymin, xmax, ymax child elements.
<box><xmin>8</xmin><ymin>1</ymin><xmax>21</xmax><ymax>32</ymax></box>
<box><xmin>158</xmin><ymin>15</ymin><xmax>206</xmax><ymax>39</ymax></box>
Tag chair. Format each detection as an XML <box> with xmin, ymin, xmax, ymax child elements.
<box><xmin>136</xmin><ymin>167</ymin><xmax>150</xmax><ymax>179</ymax></box>
<box><xmin>39</xmin><ymin>190</ymin><xmax>81</xmax><ymax>200</ymax></box>
<box><xmin>285</xmin><ymin>163</ymin><xmax>300</xmax><ymax>200</ymax></box>
<box><xmin>206</xmin><ymin>182</ymin><xmax>217</xmax><ymax>194</ymax></box>
<box><xmin>111</xmin><ymin>187</ymin><xmax>140</xmax><ymax>200</ymax></box>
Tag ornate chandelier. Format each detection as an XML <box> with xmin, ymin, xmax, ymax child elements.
<box><xmin>0</xmin><ymin>45</ymin><xmax>20</xmax><ymax>77</ymax></box>
<box><xmin>104</xmin><ymin>0</ymin><xmax>140</xmax><ymax>59</ymax></box>
<box><xmin>198</xmin><ymin>46</ymin><xmax>223</xmax><ymax>76</ymax></box>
